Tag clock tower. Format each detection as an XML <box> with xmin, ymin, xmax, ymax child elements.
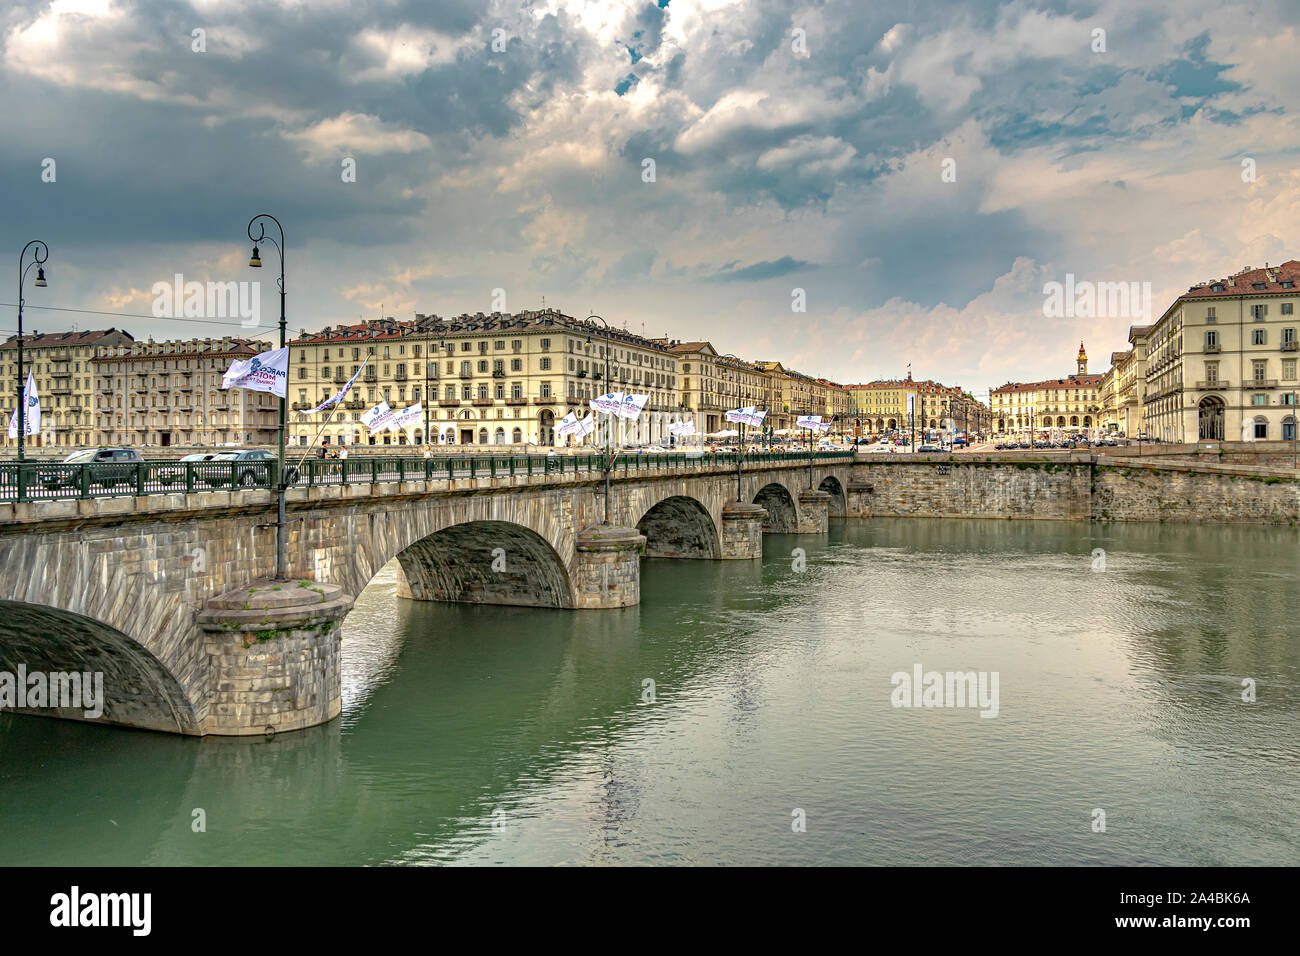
<box><xmin>1076</xmin><ymin>341</ymin><xmax>1087</xmax><ymax>376</ymax></box>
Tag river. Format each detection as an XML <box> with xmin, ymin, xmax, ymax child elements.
<box><xmin>1</xmin><ymin>518</ymin><xmax>1297</xmax><ymax>865</ymax></box>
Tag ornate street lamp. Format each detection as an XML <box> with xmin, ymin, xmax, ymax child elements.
<box><xmin>15</xmin><ymin>240</ymin><xmax>49</xmax><ymax>463</ymax></box>
<box><xmin>246</xmin><ymin>214</ymin><xmax>288</xmax><ymax>580</ymax></box>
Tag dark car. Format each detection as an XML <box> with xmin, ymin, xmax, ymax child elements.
<box><xmin>202</xmin><ymin>449</ymin><xmax>277</xmax><ymax>487</ymax></box>
<box><xmin>201</xmin><ymin>449</ymin><xmax>300</xmax><ymax>488</ymax></box>
<box><xmin>40</xmin><ymin>448</ymin><xmax>142</xmax><ymax>490</ymax></box>
<box><xmin>159</xmin><ymin>452</ymin><xmax>219</xmax><ymax>485</ymax></box>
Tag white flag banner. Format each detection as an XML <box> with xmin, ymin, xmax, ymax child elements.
<box><xmin>389</xmin><ymin>402</ymin><xmax>423</xmax><ymax>431</ymax></box>
<box><xmin>221</xmin><ymin>346</ymin><xmax>289</xmax><ymax>398</ymax></box>
<box><xmin>796</xmin><ymin>415</ymin><xmax>822</xmax><ymax>429</ymax></box>
<box><xmin>591</xmin><ymin>391</ymin><xmax>625</xmax><ymax>415</ymax></box>
<box><xmin>669</xmin><ymin>420</ymin><xmax>695</xmax><ymax>436</ymax></box>
<box><xmin>309</xmin><ymin>356</ymin><xmax>368</xmax><ymax>413</ymax></box>
<box><xmin>7</xmin><ymin>370</ymin><xmax>40</xmax><ymax>439</ymax></box>
<box><xmin>361</xmin><ymin>400</ymin><xmax>393</xmax><ymax>432</ymax></box>
<box><xmin>615</xmin><ymin>393</ymin><xmax>649</xmax><ymax>420</ymax></box>
<box><xmin>725</xmin><ymin>406</ymin><xmax>755</xmax><ymax>425</ymax></box>
<box><xmin>555</xmin><ymin>411</ymin><xmax>581</xmax><ymax>437</ymax></box>
<box><xmin>744</xmin><ymin>408</ymin><xmax>768</xmax><ymax>427</ymax></box>
<box><xmin>574</xmin><ymin>414</ymin><xmax>596</xmax><ymax>440</ymax></box>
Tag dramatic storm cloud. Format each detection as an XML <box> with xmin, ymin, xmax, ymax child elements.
<box><xmin>2</xmin><ymin>0</ymin><xmax>1297</xmax><ymax>396</ymax></box>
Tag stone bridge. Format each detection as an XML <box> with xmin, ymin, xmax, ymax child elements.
<box><xmin>0</xmin><ymin>456</ymin><xmax>852</xmax><ymax>737</ymax></box>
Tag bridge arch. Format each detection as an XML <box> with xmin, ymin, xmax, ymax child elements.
<box><xmin>0</xmin><ymin>600</ymin><xmax>200</xmax><ymax>734</ymax></box>
<box><xmin>391</xmin><ymin>520</ymin><xmax>575</xmax><ymax>609</ymax></box>
<box><xmin>635</xmin><ymin>495</ymin><xmax>720</xmax><ymax>559</ymax></box>
<box><xmin>752</xmin><ymin>482</ymin><xmax>798</xmax><ymax>533</ymax></box>
<box><xmin>818</xmin><ymin>475</ymin><xmax>847</xmax><ymax>518</ymax></box>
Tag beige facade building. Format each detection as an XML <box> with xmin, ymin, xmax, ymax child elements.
<box><xmin>92</xmin><ymin>337</ymin><xmax>279</xmax><ymax>448</ymax></box>
<box><xmin>289</xmin><ymin>310</ymin><xmax>680</xmax><ymax>448</ymax></box>
<box><xmin>1142</xmin><ymin>260</ymin><xmax>1300</xmax><ymax>443</ymax></box>
<box><xmin>991</xmin><ymin>343</ymin><xmax>1103</xmax><ymax>437</ymax></box>
<box><xmin>848</xmin><ymin>376</ymin><xmax>988</xmax><ymax>437</ymax></box>
<box><xmin>1</xmin><ymin>328</ymin><xmax>135</xmax><ymax>451</ymax></box>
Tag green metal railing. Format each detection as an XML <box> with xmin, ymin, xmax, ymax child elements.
<box><xmin>0</xmin><ymin>450</ymin><xmax>856</xmax><ymax>503</ymax></box>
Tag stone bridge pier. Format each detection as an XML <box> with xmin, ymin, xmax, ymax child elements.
<box><xmin>0</xmin><ymin>458</ymin><xmax>852</xmax><ymax>736</ymax></box>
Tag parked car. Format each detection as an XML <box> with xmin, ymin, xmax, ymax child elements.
<box><xmin>201</xmin><ymin>449</ymin><xmax>278</xmax><ymax>487</ymax></box>
<box><xmin>916</xmin><ymin>443</ymin><xmax>943</xmax><ymax>453</ymax></box>
<box><xmin>159</xmin><ymin>452</ymin><xmax>220</xmax><ymax>485</ymax></box>
<box><xmin>40</xmin><ymin>448</ymin><xmax>143</xmax><ymax>490</ymax></box>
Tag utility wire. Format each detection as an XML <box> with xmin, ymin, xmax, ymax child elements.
<box><xmin>0</xmin><ymin>302</ymin><xmax>280</xmax><ymax>338</ymax></box>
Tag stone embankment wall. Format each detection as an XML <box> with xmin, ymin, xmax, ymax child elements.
<box><xmin>847</xmin><ymin>455</ymin><xmax>1300</xmax><ymax>526</ymax></box>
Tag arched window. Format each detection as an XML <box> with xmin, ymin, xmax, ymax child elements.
<box><xmin>1284</xmin><ymin>416</ymin><xmax>1296</xmax><ymax>441</ymax></box>
<box><xmin>1254</xmin><ymin>415</ymin><xmax>1269</xmax><ymax>440</ymax></box>
<box><xmin>1197</xmin><ymin>396</ymin><xmax>1224</xmax><ymax>440</ymax></box>
<box><xmin>512</xmin><ymin>428</ymin><xmax>522</xmax><ymax>444</ymax></box>
<box><xmin>478</xmin><ymin>428</ymin><xmax>488</xmax><ymax>444</ymax></box>
<box><xmin>495</xmin><ymin>428</ymin><xmax>505</xmax><ymax>444</ymax></box>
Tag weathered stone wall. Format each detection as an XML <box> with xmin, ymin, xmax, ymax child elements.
<box><xmin>1092</xmin><ymin>462</ymin><xmax>1300</xmax><ymax>525</ymax></box>
<box><xmin>796</xmin><ymin>490</ymin><xmax>830</xmax><ymax>533</ymax></box>
<box><xmin>573</xmin><ymin>526</ymin><xmax>646</xmax><ymax>609</ymax></box>
<box><xmin>720</xmin><ymin>503</ymin><xmax>766</xmax><ymax>559</ymax></box>
<box><xmin>847</xmin><ymin>457</ymin><xmax>1300</xmax><ymax>526</ymax></box>
<box><xmin>848</xmin><ymin>460</ymin><xmax>1093</xmax><ymax>520</ymax></box>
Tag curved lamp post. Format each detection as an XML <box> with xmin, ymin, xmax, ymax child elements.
<box><xmin>584</xmin><ymin>315</ymin><xmax>620</xmax><ymax>524</ymax></box>
<box><xmin>719</xmin><ymin>353</ymin><xmax>747</xmax><ymax>502</ymax></box>
<box><xmin>15</xmin><ymin>240</ymin><xmax>49</xmax><ymax>463</ymax></box>
<box><xmin>247</xmin><ymin>214</ymin><xmax>287</xmax><ymax>580</ymax></box>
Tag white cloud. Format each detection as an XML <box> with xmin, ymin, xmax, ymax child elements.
<box><xmin>283</xmin><ymin>112</ymin><xmax>433</xmax><ymax>161</ymax></box>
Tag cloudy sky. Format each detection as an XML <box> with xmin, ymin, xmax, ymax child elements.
<box><xmin>2</xmin><ymin>0</ymin><xmax>1298</xmax><ymax>399</ymax></box>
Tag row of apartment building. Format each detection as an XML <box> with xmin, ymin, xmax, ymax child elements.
<box><xmin>3</xmin><ymin>309</ymin><xmax>929</xmax><ymax>450</ymax></box>
<box><xmin>845</xmin><ymin>376</ymin><xmax>992</xmax><ymax>437</ymax></box>
<box><xmin>993</xmin><ymin>259</ymin><xmax>1300</xmax><ymax>444</ymax></box>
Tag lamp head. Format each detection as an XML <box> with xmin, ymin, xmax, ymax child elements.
<box><xmin>249</xmin><ymin>246</ymin><xmax>263</xmax><ymax>268</ymax></box>
<box><xmin>33</xmin><ymin>267</ymin><xmax>47</xmax><ymax>288</ymax></box>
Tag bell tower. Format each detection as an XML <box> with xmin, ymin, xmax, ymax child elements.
<box><xmin>1077</xmin><ymin>341</ymin><xmax>1087</xmax><ymax>376</ymax></box>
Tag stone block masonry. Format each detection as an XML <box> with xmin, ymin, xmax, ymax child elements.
<box><xmin>720</xmin><ymin>502</ymin><xmax>766</xmax><ymax>559</ymax></box>
<box><xmin>573</xmin><ymin>526</ymin><xmax>645</xmax><ymax>608</ymax></box>
<box><xmin>196</xmin><ymin>580</ymin><xmax>352</xmax><ymax>735</ymax></box>
<box><xmin>846</xmin><ymin>455</ymin><xmax>1300</xmax><ymax>526</ymax></box>
<box><xmin>797</xmin><ymin>490</ymin><xmax>830</xmax><ymax>533</ymax></box>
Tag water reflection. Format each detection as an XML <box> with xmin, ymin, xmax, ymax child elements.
<box><xmin>0</xmin><ymin>519</ymin><xmax>1297</xmax><ymax>865</ymax></box>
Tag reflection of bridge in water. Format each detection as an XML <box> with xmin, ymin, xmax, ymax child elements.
<box><xmin>0</xmin><ymin>452</ymin><xmax>852</xmax><ymax>737</ymax></box>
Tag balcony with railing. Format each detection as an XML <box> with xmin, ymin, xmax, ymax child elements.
<box><xmin>1194</xmin><ymin>380</ymin><xmax>1229</xmax><ymax>390</ymax></box>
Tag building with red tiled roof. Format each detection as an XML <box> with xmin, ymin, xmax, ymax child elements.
<box><xmin>990</xmin><ymin>342</ymin><xmax>1104</xmax><ymax>438</ymax></box>
<box><xmin>90</xmin><ymin>336</ymin><xmax>277</xmax><ymax>448</ymax></box>
<box><xmin>1142</xmin><ymin>259</ymin><xmax>1300</xmax><ymax>443</ymax></box>
<box><xmin>292</xmin><ymin>310</ymin><xmax>682</xmax><ymax>448</ymax></box>
<box><xmin>2</xmin><ymin>328</ymin><xmax>135</xmax><ymax>450</ymax></box>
